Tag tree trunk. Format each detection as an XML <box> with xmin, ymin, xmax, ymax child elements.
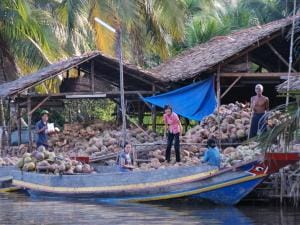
<box><xmin>0</xmin><ymin>43</ymin><xmax>20</xmax><ymax>84</ymax></box>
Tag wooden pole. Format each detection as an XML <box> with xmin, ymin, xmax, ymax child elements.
<box><xmin>118</xmin><ymin>28</ymin><xmax>127</xmax><ymax>146</ymax></box>
<box><xmin>16</xmin><ymin>102</ymin><xmax>21</xmax><ymax>146</ymax></box>
<box><xmin>7</xmin><ymin>99</ymin><xmax>11</xmax><ymax>147</ymax></box>
<box><xmin>0</xmin><ymin>98</ymin><xmax>8</xmax><ymax>153</ymax></box>
<box><xmin>28</xmin><ymin>95</ymin><xmax>50</xmax><ymax>115</ymax></box>
<box><xmin>27</xmin><ymin>96</ymin><xmax>32</xmax><ymax>151</ymax></box>
<box><xmin>91</xmin><ymin>60</ymin><xmax>95</xmax><ymax>93</ymax></box>
<box><xmin>217</xmin><ymin>65</ymin><xmax>221</xmax><ymax>147</ymax></box>
<box><xmin>138</xmin><ymin>101</ymin><xmax>143</xmax><ymax>125</ymax></box>
<box><xmin>221</xmin><ymin>76</ymin><xmax>242</xmax><ymax>99</ymax></box>
<box><xmin>267</xmin><ymin>43</ymin><xmax>297</xmax><ymax>73</ymax></box>
<box><xmin>151</xmin><ymin>85</ymin><xmax>157</xmax><ymax>132</ymax></box>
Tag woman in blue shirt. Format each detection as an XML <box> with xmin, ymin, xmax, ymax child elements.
<box><xmin>202</xmin><ymin>139</ymin><xmax>221</xmax><ymax>168</ymax></box>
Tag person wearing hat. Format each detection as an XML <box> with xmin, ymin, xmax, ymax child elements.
<box><xmin>202</xmin><ymin>139</ymin><xmax>221</xmax><ymax>168</ymax></box>
<box><xmin>35</xmin><ymin>110</ymin><xmax>50</xmax><ymax>148</ymax></box>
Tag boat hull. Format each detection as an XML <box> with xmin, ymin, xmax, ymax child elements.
<box><xmin>9</xmin><ymin>161</ymin><xmax>268</xmax><ymax>205</ymax></box>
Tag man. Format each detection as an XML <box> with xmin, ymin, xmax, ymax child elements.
<box><xmin>249</xmin><ymin>84</ymin><xmax>269</xmax><ymax>138</ymax></box>
<box><xmin>163</xmin><ymin>105</ymin><xmax>183</xmax><ymax>163</ymax></box>
<box><xmin>35</xmin><ymin>110</ymin><xmax>50</xmax><ymax>148</ymax></box>
<box><xmin>202</xmin><ymin>139</ymin><xmax>221</xmax><ymax>168</ymax></box>
<box><xmin>117</xmin><ymin>142</ymin><xmax>135</xmax><ymax>172</ymax></box>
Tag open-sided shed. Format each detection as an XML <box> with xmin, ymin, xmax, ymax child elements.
<box><xmin>151</xmin><ymin>16</ymin><xmax>300</xmax><ymax>107</ymax></box>
<box><xmin>0</xmin><ymin>51</ymin><xmax>166</xmax><ymax>150</ymax></box>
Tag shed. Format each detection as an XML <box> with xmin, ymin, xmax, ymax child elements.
<box><xmin>0</xmin><ymin>51</ymin><xmax>165</xmax><ymax>149</ymax></box>
<box><xmin>151</xmin><ymin>16</ymin><xmax>300</xmax><ymax>107</ymax></box>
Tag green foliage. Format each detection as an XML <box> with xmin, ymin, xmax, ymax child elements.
<box><xmin>63</xmin><ymin>99</ymin><xmax>116</xmax><ymax>123</ymax></box>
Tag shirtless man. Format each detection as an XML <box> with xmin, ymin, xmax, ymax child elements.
<box><xmin>249</xmin><ymin>84</ymin><xmax>269</xmax><ymax>138</ymax></box>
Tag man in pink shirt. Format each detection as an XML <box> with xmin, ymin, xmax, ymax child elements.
<box><xmin>163</xmin><ymin>105</ymin><xmax>183</xmax><ymax>162</ymax></box>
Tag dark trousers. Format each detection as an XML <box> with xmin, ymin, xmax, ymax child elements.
<box><xmin>166</xmin><ymin>132</ymin><xmax>180</xmax><ymax>162</ymax></box>
<box><xmin>249</xmin><ymin>113</ymin><xmax>267</xmax><ymax>138</ymax></box>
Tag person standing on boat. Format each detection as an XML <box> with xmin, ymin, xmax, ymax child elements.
<box><xmin>249</xmin><ymin>84</ymin><xmax>269</xmax><ymax>138</ymax></box>
<box><xmin>202</xmin><ymin>139</ymin><xmax>221</xmax><ymax>168</ymax></box>
<box><xmin>117</xmin><ymin>142</ymin><xmax>135</xmax><ymax>172</ymax></box>
<box><xmin>35</xmin><ymin>110</ymin><xmax>50</xmax><ymax>149</ymax></box>
<box><xmin>163</xmin><ymin>105</ymin><xmax>183</xmax><ymax>163</ymax></box>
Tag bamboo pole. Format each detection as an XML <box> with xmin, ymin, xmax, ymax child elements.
<box><xmin>286</xmin><ymin>0</ymin><xmax>297</xmax><ymax>106</ymax></box>
<box><xmin>282</xmin><ymin>0</ymin><xmax>296</xmax><ymax>206</ymax></box>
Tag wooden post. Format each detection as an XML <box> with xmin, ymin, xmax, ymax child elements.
<box><xmin>7</xmin><ymin>99</ymin><xmax>11</xmax><ymax>147</ymax></box>
<box><xmin>138</xmin><ymin>101</ymin><xmax>144</xmax><ymax>125</ymax></box>
<box><xmin>221</xmin><ymin>76</ymin><xmax>242</xmax><ymax>99</ymax></box>
<box><xmin>151</xmin><ymin>85</ymin><xmax>157</xmax><ymax>132</ymax></box>
<box><xmin>217</xmin><ymin>65</ymin><xmax>221</xmax><ymax>147</ymax></box>
<box><xmin>184</xmin><ymin>118</ymin><xmax>189</xmax><ymax>134</ymax></box>
<box><xmin>267</xmin><ymin>43</ymin><xmax>297</xmax><ymax>73</ymax></box>
<box><xmin>91</xmin><ymin>60</ymin><xmax>95</xmax><ymax>93</ymax></box>
<box><xmin>16</xmin><ymin>102</ymin><xmax>21</xmax><ymax>146</ymax></box>
<box><xmin>0</xmin><ymin>98</ymin><xmax>8</xmax><ymax>153</ymax></box>
<box><xmin>27</xmin><ymin>96</ymin><xmax>32</xmax><ymax>151</ymax></box>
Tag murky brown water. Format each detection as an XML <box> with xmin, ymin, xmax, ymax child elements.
<box><xmin>0</xmin><ymin>192</ymin><xmax>299</xmax><ymax>225</ymax></box>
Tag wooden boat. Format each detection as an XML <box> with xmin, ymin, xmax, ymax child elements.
<box><xmin>1</xmin><ymin>152</ymin><xmax>300</xmax><ymax>205</ymax></box>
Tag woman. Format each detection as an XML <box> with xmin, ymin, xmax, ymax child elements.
<box><xmin>117</xmin><ymin>142</ymin><xmax>135</xmax><ymax>172</ymax></box>
<box><xmin>163</xmin><ymin>105</ymin><xmax>183</xmax><ymax>163</ymax></box>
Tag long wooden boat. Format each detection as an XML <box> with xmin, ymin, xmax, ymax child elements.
<box><xmin>1</xmin><ymin>152</ymin><xmax>299</xmax><ymax>205</ymax></box>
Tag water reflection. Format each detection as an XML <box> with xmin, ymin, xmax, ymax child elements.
<box><xmin>0</xmin><ymin>192</ymin><xmax>299</xmax><ymax>225</ymax></box>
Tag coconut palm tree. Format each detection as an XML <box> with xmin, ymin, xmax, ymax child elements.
<box><xmin>52</xmin><ymin>0</ymin><xmax>187</xmax><ymax>66</ymax></box>
<box><xmin>0</xmin><ymin>0</ymin><xmax>67</xmax><ymax>82</ymax></box>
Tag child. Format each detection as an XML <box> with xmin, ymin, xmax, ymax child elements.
<box><xmin>202</xmin><ymin>139</ymin><xmax>221</xmax><ymax>168</ymax></box>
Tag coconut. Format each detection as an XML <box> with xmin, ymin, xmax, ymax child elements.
<box><xmin>58</xmin><ymin>164</ymin><xmax>66</xmax><ymax>172</ymax></box>
<box><xmin>16</xmin><ymin>158</ymin><xmax>24</xmax><ymax>169</ymax></box>
<box><xmin>23</xmin><ymin>162</ymin><xmax>35</xmax><ymax>171</ymax></box>
<box><xmin>24</xmin><ymin>156</ymin><xmax>32</xmax><ymax>164</ymax></box>
<box><xmin>43</xmin><ymin>150</ymin><xmax>50</xmax><ymax>159</ymax></box>
<box><xmin>82</xmin><ymin>164</ymin><xmax>92</xmax><ymax>173</ymax></box>
<box><xmin>33</xmin><ymin>151</ymin><xmax>45</xmax><ymax>161</ymax></box>
<box><xmin>75</xmin><ymin>164</ymin><xmax>83</xmax><ymax>173</ymax></box>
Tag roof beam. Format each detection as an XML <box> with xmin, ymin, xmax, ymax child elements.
<box><xmin>220</xmin><ymin>72</ymin><xmax>300</xmax><ymax>77</ymax></box>
<box><xmin>94</xmin><ymin>58</ymin><xmax>166</xmax><ymax>91</ymax></box>
<box><xmin>267</xmin><ymin>43</ymin><xmax>297</xmax><ymax>72</ymax></box>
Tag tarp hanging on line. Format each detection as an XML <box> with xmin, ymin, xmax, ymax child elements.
<box><xmin>144</xmin><ymin>77</ymin><xmax>216</xmax><ymax>121</ymax></box>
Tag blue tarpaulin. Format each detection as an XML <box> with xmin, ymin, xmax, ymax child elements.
<box><xmin>144</xmin><ymin>77</ymin><xmax>216</xmax><ymax>121</ymax></box>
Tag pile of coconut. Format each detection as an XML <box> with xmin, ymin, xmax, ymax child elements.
<box><xmin>0</xmin><ymin>156</ymin><xmax>19</xmax><ymax>166</ymax></box>
<box><xmin>16</xmin><ymin>146</ymin><xmax>94</xmax><ymax>174</ymax></box>
<box><xmin>182</xmin><ymin>102</ymin><xmax>251</xmax><ymax>145</ymax></box>
<box><xmin>138</xmin><ymin>142</ymin><xmax>263</xmax><ymax>170</ymax></box>
<box><xmin>48</xmin><ymin>121</ymin><xmax>162</xmax><ymax>159</ymax></box>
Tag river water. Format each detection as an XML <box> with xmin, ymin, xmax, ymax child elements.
<box><xmin>0</xmin><ymin>192</ymin><xmax>299</xmax><ymax>225</ymax></box>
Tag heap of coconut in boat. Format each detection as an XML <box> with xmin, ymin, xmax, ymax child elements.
<box><xmin>16</xmin><ymin>146</ymin><xmax>94</xmax><ymax>174</ymax></box>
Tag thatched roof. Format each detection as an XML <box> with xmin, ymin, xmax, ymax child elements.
<box><xmin>151</xmin><ymin>16</ymin><xmax>300</xmax><ymax>82</ymax></box>
<box><xmin>0</xmin><ymin>51</ymin><xmax>161</xmax><ymax>98</ymax></box>
<box><xmin>277</xmin><ymin>77</ymin><xmax>300</xmax><ymax>93</ymax></box>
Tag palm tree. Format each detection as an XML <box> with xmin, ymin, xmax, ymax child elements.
<box><xmin>175</xmin><ymin>0</ymin><xmax>296</xmax><ymax>53</ymax></box>
<box><xmin>0</xmin><ymin>0</ymin><xmax>67</xmax><ymax>82</ymax></box>
<box><xmin>53</xmin><ymin>0</ymin><xmax>187</xmax><ymax>66</ymax></box>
